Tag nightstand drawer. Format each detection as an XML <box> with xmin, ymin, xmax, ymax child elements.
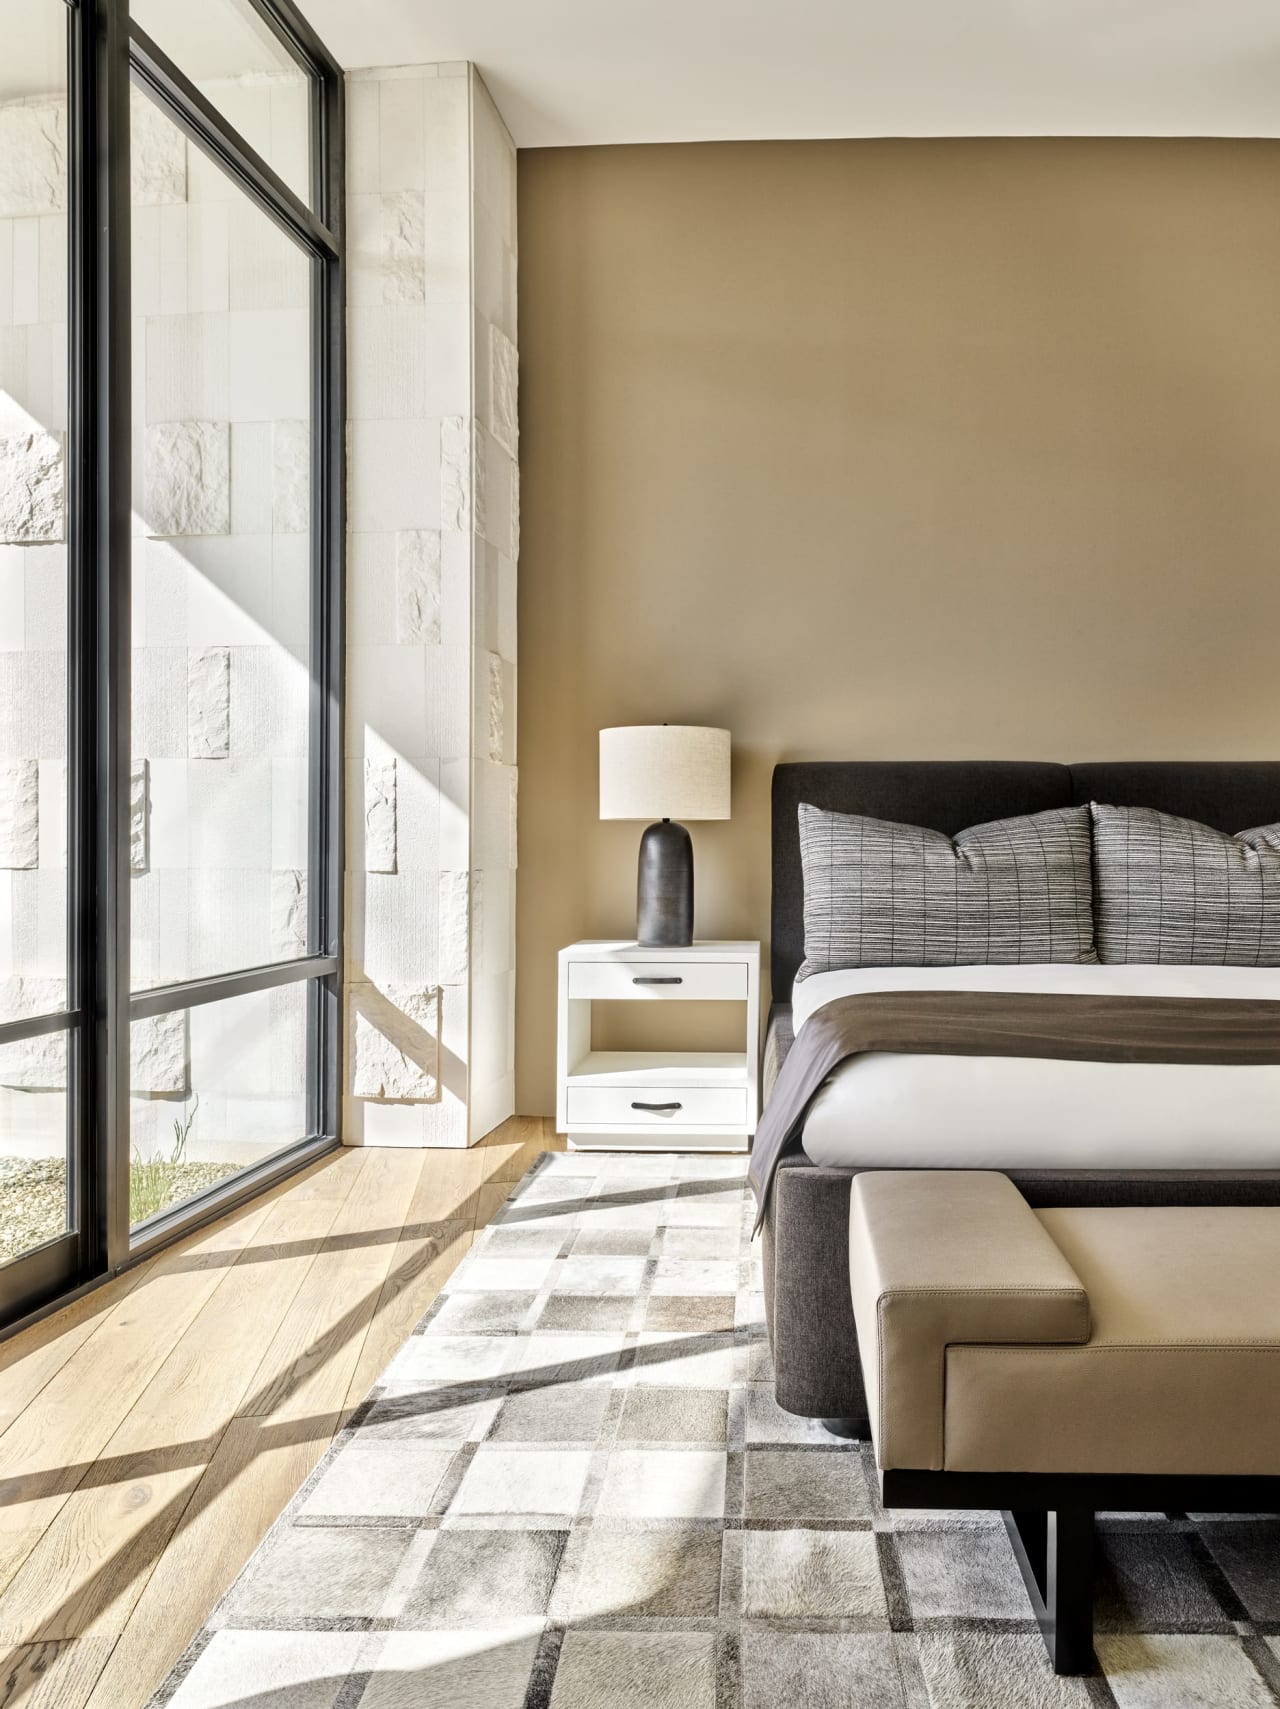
<box><xmin>567</xmin><ymin>959</ymin><xmax>748</xmax><ymax>1002</ymax></box>
<box><xmin>566</xmin><ymin>1085</ymin><xmax>748</xmax><ymax>1128</ymax></box>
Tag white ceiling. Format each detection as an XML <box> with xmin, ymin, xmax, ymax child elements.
<box><xmin>303</xmin><ymin>0</ymin><xmax>1280</xmax><ymax>146</ymax></box>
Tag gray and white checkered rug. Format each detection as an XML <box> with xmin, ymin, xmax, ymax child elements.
<box><xmin>153</xmin><ymin>1153</ymin><xmax>1280</xmax><ymax>1709</ymax></box>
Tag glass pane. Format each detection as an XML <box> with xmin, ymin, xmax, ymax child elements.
<box><xmin>0</xmin><ymin>0</ymin><xmax>71</xmax><ymax>1264</ymax></box>
<box><xmin>0</xmin><ymin>1055</ymin><xmax>68</xmax><ymax>1264</ymax></box>
<box><xmin>129</xmin><ymin>0</ymin><xmax>312</xmax><ymax>205</ymax></box>
<box><xmin>0</xmin><ymin>1</ymin><xmax>70</xmax><ymax>1026</ymax></box>
<box><xmin>130</xmin><ymin>90</ymin><xmax>313</xmax><ymax>992</ymax></box>
<box><xmin>129</xmin><ymin>982</ymin><xmax>308</xmax><ymax>1229</ymax></box>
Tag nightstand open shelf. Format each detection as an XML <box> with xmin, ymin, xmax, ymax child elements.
<box><xmin>556</xmin><ymin>941</ymin><xmax>761</xmax><ymax>1152</ymax></box>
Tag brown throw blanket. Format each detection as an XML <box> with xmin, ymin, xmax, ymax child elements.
<box><xmin>748</xmin><ymin>990</ymin><xmax>1280</xmax><ymax>1231</ymax></box>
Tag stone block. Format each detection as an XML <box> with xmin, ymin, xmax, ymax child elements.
<box><xmin>0</xmin><ymin>1030</ymin><xmax>68</xmax><ymax>1090</ymax></box>
<box><xmin>475</xmin><ymin>428</ymin><xmax>515</xmax><ymax>557</ymax></box>
<box><xmin>438</xmin><ymin>868</ymin><xmax>470</xmax><ymax>983</ymax></box>
<box><xmin>229</xmin><ymin>195</ymin><xmax>309</xmax><ymax>312</ymax></box>
<box><xmin>354</xmin><ymin>190</ymin><xmax>426</xmax><ymax>304</ymax></box>
<box><xmin>0</xmin><ymin>547</ymin><xmax>24</xmax><ymax>649</ymax></box>
<box><xmin>145</xmin><ymin>313</ymin><xmax>230</xmax><ymax>424</ymax></box>
<box><xmin>0</xmin><ymin>430</ymin><xmax>65</xmax><ymax>544</ymax></box>
<box><xmin>378</xmin><ymin>76</ymin><xmax>426</xmax><ymax>193</ymax></box>
<box><xmin>468</xmin><ymin>866</ymin><xmax>487</xmax><ymax>969</ymax></box>
<box><xmin>0</xmin><ymin>1034</ymin><xmax>67</xmax><ymax>1092</ymax></box>
<box><xmin>346</xmin><ymin>78</ymin><xmax>380</xmax><ymax>195</ymax></box>
<box><xmin>0</xmin><ymin>977</ymin><xmax>67</xmax><ymax>1088</ymax></box>
<box><xmin>476</xmin><ymin>867</ymin><xmax>514</xmax><ymax>975</ymax></box>
<box><xmin>183</xmin><ymin>868</ymin><xmax>271</xmax><ymax>975</ymax></box>
<box><xmin>471</xmin><ymin>967</ymin><xmax>515</xmax><ymax>1085</ymax></box>
<box><xmin>356</xmin><ymin>869</ymin><xmax>438</xmax><ymax>988</ymax></box>
<box><xmin>131</xmin><ymin>647</ymin><xmax>187</xmax><ymax>759</ymax></box>
<box><xmin>439</xmin><ymin>757</ymin><xmax>469</xmax><ymax>868</ymax></box>
<box><xmin>272</xmin><ymin>419</ymin><xmax>310</xmax><ymax>534</ymax></box>
<box><xmin>395</xmin><ymin>528</ymin><xmax>441</xmax><ymax>644</ymax></box>
<box><xmin>37</xmin><ymin>758</ymin><xmax>66</xmax><ymax>870</ymax></box>
<box><xmin>390</xmin><ymin>754</ymin><xmax>440</xmax><ymax>873</ymax></box>
<box><xmin>130</xmin><ymin>86</ymin><xmax>187</xmax><ymax>206</ymax></box>
<box><xmin>230</xmin><ymin>643</ymin><xmax>308</xmax><ymax>761</ymax></box>
<box><xmin>130</xmin><ymin>758</ymin><xmax>149</xmax><ymax>874</ymax></box>
<box><xmin>475</xmin><ymin>761</ymin><xmax>518</xmax><ymax>870</ymax></box>
<box><xmin>381</xmin><ymin>190</ymin><xmax>427</xmax><ymax>302</ymax></box>
<box><xmin>481</xmin><ymin>650</ymin><xmax>504</xmax><ymax>763</ymax></box>
<box><xmin>489</xmin><ymin>323</ymin><xmax>518</xmax><ymax>457</ymax></box>
<box><xmin>186</xmin><ymin>758</ymin><xmax>272</xmax><ymax>867</ymax></box>
<box><xmin>230</xmin><ymin>423</ymin><xmax>273</xmax><ymax>534</ymax></box>
<box><xmin>351</xmin><ymin>982</ymin><xmax>440</xmax><ymax>1100</ymax></box>
<box><xmin>365</xmin><ymin>757</ymin><xmax>397</xmax><ymax>874</ymax></box>
<box><xmin>345</xmin><ymin>532</ymin><xmax>396</xmax><ymax>646</ymax></box>
<box><xmin>347</xmin><ymin>418</ymin><xmax>438</xmax><ymax>534</ymax></box>
<box><xmin>0</xmin><ymin>760</ymin><xmax>39</xmax><ymax>869</ymax></box>
<box><xmin>0</xmin><ymin>102</ymin><xmax>66</xmax><ymax>219</ymax></box>
<box><xmin>427</xmin><ymin>645</ymin><xmax>470</xmax><ymax>761</ymax></box>
<box><xmin>271</xmin><ymin>868</ymin><xmax>308</xmax><ymax>958</ymax></box>
<box><xmin>228</xmin><ymin>308</ymin><xmax>308</xmax><ymax>422</ymax></box>
<box><xmin>24</xmin><ymin>544</ymin><xmax>67</xmax><ymax>649</ymax></box>
<box><xmin>349</xmin><ymin>304</ymin><xmax>431</xmax><ymax>421</ymax></box>
<box><xmin>473</xmin><ymin>429</ymin><xmax>488</xmax><ymax>543</ymax></box>
<box><xmin>268</xmin><ymin>765</ymin><xmax>306</xmax><ymax>880</ymax></box>
<box><xmin>130</xmin><ymin>1010</ymin><xmax>188</xmax><ymax>1096</ymax></box>
<box><xmin>144</xmin><ymin>421</ymin><xmax>230</xmax><ymax>538</ymax></box>
<box><xmin>347</xmin><ymin>642</ymin><xmax>429</xmax><ymax>768</ymax></box>
<box><xmin>188</xmin><ymin>647</ymin><xmax>231</xmax><ymax>759</ymax></box>
<box><xmin>471</xmin><ymin>75</ymin><xmax>517</xmax><ymax>244</ymax></box>
<box><xmin>475</xmin><ymin>540</ymin><xmax>517</xmax><ymax>663</ymax></box>
<box><xmin>437</xmin><ymin>530</ymin><xmax>472</xmax><ymax>649</ymax></box>
<box><xmin>440</xmin><ymin>415</ymin><xmax>471</xmax><ymax>533</ymax></box>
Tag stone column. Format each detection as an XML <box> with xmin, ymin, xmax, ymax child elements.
<box><xmin>345</xmin><ymin>65</ymin><xmax>518</xmax><ymax>1147</ymax></box>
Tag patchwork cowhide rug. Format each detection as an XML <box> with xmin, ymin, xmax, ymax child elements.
<box><xmin>151</xmin><ymin>1152</ymin><xmax>1280</xmax><ymax>1709</ymax></box>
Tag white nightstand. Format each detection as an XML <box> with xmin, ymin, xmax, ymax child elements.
<box><xmin>556</xmin><ymin>940</ymin><xmax>761</xmax><ymax>1152</ymax></box>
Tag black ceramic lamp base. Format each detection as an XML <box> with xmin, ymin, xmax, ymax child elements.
<box><xmin>636</xmin><ymin>819</ymin><xmax>693</xmax><ymax>947</ymax></box>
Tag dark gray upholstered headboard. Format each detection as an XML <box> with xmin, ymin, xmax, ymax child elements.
<box><xmin>770</xmin><ymin>760</ymin><xmax>1280</xmax><ymax>998</ymax></box>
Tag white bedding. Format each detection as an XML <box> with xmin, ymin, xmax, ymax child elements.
<box><xmin>792</xmin><ymin>964</ymin><xmax>1280</xmax><ymax>1172</ymax></box>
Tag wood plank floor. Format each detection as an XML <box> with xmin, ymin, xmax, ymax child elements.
<box><xmin>0</xmin><ymin>1116</ymin><xmax>563</xmax><ymax>1709</ymax></box>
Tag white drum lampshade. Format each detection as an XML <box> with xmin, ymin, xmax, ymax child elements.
<box><xmin>599</xmin><ymin>726</ymin><xmax>731</xmax><ymax>946</ymax></box>
<box><xmin>599</xmin><ymin>726</ymin><xmax>731</xmax><ymax>822</ymax></box>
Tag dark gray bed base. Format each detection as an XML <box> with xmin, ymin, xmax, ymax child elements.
<box><xmin>762</xmin><ymin>760</ymin><xmax>1280</xmax><ymax>1426</ymax></box>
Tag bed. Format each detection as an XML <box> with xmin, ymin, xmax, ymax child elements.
<box><xmin>760</xmin><ymin>760</ymin><xmax>1280</xmax><ymax>1428</ymax></box>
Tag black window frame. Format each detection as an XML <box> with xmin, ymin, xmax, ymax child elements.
<box><xmin>0</xmin><ymin>0</ymin><xmax>345</xmax><ymax>1334</ymax></box>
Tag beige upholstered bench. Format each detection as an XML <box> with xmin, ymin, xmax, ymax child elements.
<box><xmin>849</xmin><ymin>1170</ymin><xmax>1280</xmax><ymax>1672</ymax></box>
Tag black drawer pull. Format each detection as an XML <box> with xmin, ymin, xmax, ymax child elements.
<box><xmin>632</xmin><ymin>975</ymin><xmax>683</xmax><ymax>985</ymax></box>
<box><xmin>631</xmin><ymin>1100</ymin><xmax>683</xmax><ymax>1113</ymax></box>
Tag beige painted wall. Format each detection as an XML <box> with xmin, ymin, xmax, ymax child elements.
<box><xmin>515</xmin><ymin>137</ymin><xmax>1280</xmax><ymax>1114</ymax></box>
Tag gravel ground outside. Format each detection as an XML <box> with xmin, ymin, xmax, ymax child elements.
<box><xmin>0</xmin><ymin>1156</ymin><xmax>67</xmax><ymax>1263</ymax></box>
<box><xmin>0</xmin><ymin>1154</ymin><xmax>242</xmax><ymax>1262</ymax></box>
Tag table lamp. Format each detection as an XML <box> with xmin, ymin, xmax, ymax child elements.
<box><xmin>599</xmin><ymin>725</ymin><xmax>731</xmax><ymax>947</ymax></box>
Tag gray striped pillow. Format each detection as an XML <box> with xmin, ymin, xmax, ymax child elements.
<box><xmin>796</xmin><ymin>803</ymin><xmax>1096</xmax><ymax>979</ymax></box>
<box><xmin>1090</xmin><ymin>803</ymin><xmax>1280</xmax><ymax>964</ymax></box>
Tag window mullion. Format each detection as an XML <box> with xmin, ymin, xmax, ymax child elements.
<box><xmin>93</xmin><ymin>0</ymin><xmax>136</xmax><ymax>1273</ymax></box>
<box><xmin>129</xmin><ymin>957</ymin><xmax>340</xmax><ymax>1021</ymax></box>
<box><xmin>128</xmin><ymin>23</ymin><xmax>337</xmax><ymax>259</ymax></box>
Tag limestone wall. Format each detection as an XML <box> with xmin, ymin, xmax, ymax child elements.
<box><xmin>344</xmin><ymin>65</ymin><xmax>518</xmax><ymax>1148</ymax></box>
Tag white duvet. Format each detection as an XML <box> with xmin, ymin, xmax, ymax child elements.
<box><xmin>792</xmin><ymin>964</ymin><xmax>1280</xmax><ymax>1171</ymax></box>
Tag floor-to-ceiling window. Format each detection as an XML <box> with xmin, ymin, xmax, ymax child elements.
<box><xmin>0</xmin><ymin>0</ymin><xmax>343</xmax><ymax>1331</ymax></box>
<box><xmin>0</xmin><ymin>0</ymin><xmax>75</xmax><ymax>1305</ymax></box>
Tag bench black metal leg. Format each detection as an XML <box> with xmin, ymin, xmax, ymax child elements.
<box><xmin>1003</xmin><ymin>1507</ymin><xmax>1095</xmax><ymax>1675</ymax></box>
